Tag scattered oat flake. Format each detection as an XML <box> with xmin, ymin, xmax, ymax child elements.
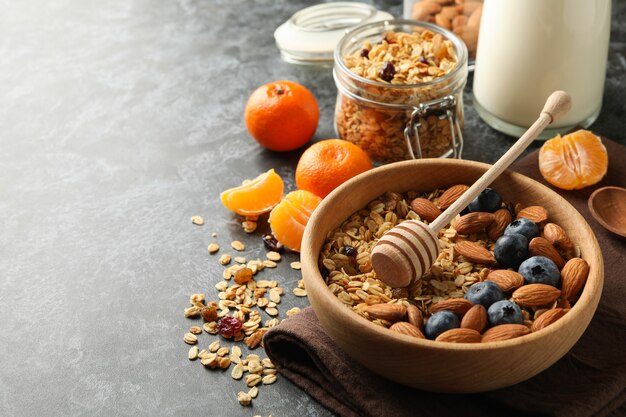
<box><xmin>188</xmin><ymin>346</ymin><xmax>199</xmax><ymax>360</ymax></box>
<box><xmin>183</xmin><ymin>333</ymin><xmax>198</xmax><ymax>345</ymax></box>
<box><xmin>266</xmin><ymin>251</ymin><xmax>281</xmax><ymax>262</ymax></box>
<box><xmin>265</xmin><ymin>307</ymin><xmax>279</xmax><ymax>316</ymax></box>
<box><xmin>242</xmin><ymin>221</ymin><xmax>257</xmax><ymax>233</ymax></box>
<box><xmin>248</xmin><ymin>386</ymin><xmax>258</xmax><ymax>398</ymax></box>
<box><xmin>262</xmin><ymin>260</ymin><xmax>277</xmax><ymax>268</ymax></box>
<box><xmin>219</xmin><ymin>254</ymin><xmax>231</xmax><ymax>265</ymax></box>
<box><xmin>207</xmin><ymin>243</ymin><xmax>220</xmax><ymax>253</ymax></box>
<box><xmin>293</xmin><ymin>288</ymin><xmax>307</xmax><ymax>297</ymax></box>
<box><xmin>231</xmin><ymin>241</ymin><xmax>246</xmax><ymax>251</ymax></box>
<box><xmin>286</xmin><ymin>307</ymin><xmax>301</xmax><ymax>317</ymax></box>
<box><xmin>290</xmin><ymin>261</ymin><xmax>301</xmax><ymax>270</ymax></box>
<box><xmin>237</xmin><ymin>391</ymin><xmax>252</xmax><ymax>406</ymax></box>
<box><xmin>191</xmin><ymin>215</ymin><xmax>204</xmax><ymax>225</ymax></box>
<box><xmin>262</xmin><ymin>374</ymin><xmax>277</xmax><ymax>385</ymax></box>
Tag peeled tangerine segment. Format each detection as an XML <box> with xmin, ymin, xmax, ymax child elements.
<box><xmin>220</xmin><ymin>169</ymin><xmax>284</xmax><ymax>216</ymax></box>
<box><xmin>269</xmin><ymin>190</ymin><xmax>321</xmax><ymax>252</ymax></box>
<box><xmin>538</xmin><ymin>130</ymin><xmax>608</xmax><ymax>190</ymax></box>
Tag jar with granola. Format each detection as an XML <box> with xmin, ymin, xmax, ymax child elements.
<box><xmin>333</xmin><ymin>20</ymin><xmax>468</xmax><ymax>165</ymax></box>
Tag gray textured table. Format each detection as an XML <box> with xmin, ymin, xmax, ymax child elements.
<box><xmin>1</xmin><ymin>1</ymin><xmax>624</xmax><ymax>416</ymax></box>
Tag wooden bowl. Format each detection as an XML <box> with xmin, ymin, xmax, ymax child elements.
<box><xmin>301</xmin><ymin>159</ymin><xmax>603</xmax><ymax>393</ymax></box>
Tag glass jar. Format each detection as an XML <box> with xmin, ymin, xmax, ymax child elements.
<box><xmin>403</xmin><ymin>0</ymin><xmax>483</xmax><ymax>65</ymax></box>
<box><xmin>333</xmin><ymin>20</ymin><xmax>468</xmax><ymax>165</ymax></box>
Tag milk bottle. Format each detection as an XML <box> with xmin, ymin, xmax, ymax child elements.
<box><xmin>473</xmin><ymin>0</ymin><xmax>611</xmax><ymax>138</ymax></box>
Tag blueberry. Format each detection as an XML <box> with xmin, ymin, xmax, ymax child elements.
<box><xmin>494</xmin><ymin>233</ymin><xmax>529</xmax><ymax>269</ymax></box>
<box><xmin>518</xmin><ymin>256</ymin><xmax>560</xmax><ymax>287</ymax></box>
<box><xmin>504</xmin><ymin>218</ymin><xmax>539</xmax><ymax>241</ymax></box>
<box><xmin>468</xmin><ymin>188</ymin><xmax>502</xmax><ymax>213</ymax></box>
<box><xmin>464</xmin><ymin>281</ymin><xmax>503</xmax><ymax>308</ymax></box>
<box><xmin>424</xmin><ymin>310</ymin><xmax>460</xmax><ymax>340</ymax></box>
<box><xmin>487</xmin><ymin>300</ymin><xmax>524</xmax><ymax>326</ymax></box>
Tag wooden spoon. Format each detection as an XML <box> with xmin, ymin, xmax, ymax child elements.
<box><xmin>588</xmin><ymin>186</ymin><xmax>626</xmax><ymax>238</ymax></box>
<box><xmin>371</xmin><ymin>91</ymin><xmax>572</xmax><ymax>288</ymax></box>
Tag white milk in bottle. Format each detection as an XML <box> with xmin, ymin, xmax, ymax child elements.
<box><xmin>473</xmin><ymin>0</ymin><xmax>611</xmax><ymax>138</ymax></box>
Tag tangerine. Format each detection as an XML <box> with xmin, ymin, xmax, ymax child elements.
<box><xmin>295</xmin><ymin>139</ymin><xmax>373</xmax><ymax>198</ymax></box>
<box><xmin>220</xmin><ymin>169</ymin><xmax>284</xmax><ymax>216</ymax></box>
<box><xmin>538</xmin><ymin>130</ymin><xmax>608</xmax><ymax>190</ymax></box>
<box><xmin>269</xmin><ymin>190</ymin><xmax>322</xmax><ymax>252</ymax></box>
<box><xmin>244</xmin><ymin>80</ymin><xmax>319</xmax><ymax>152</ymax></box>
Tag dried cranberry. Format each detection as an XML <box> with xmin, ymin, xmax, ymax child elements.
<box><xmin>343</xmin><ymin>245</ymin><xmax>357</xmax><ymax>257</ymax></box>
<box><xmin>379</xmin><ymin>62</ymin><xmax>396</xmax><ymax>82</ymax></box>
<box><xmin>218</xmin><ymin>316</ymin><xmax>243</xmax><ymax>338</ymax></box>
<box><xmin>360</xmin><ymin>48</ymin><xmax>370</xmax><ymax>58</ymax></box>
<box><xmin>419</xmin><ymin>57</ymin><xmax>428</xmax><ymax>65</ymax></box>
<box><xmin>262</xmin><ymin>234</ymin><xmax>284</xmax><ymax>252</ymax></box>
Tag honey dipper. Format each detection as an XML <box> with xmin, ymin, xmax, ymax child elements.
<box><xmin>370</xmin><ymin>91</ymin><xmax>572</xmax><ymax>288</ymax></box>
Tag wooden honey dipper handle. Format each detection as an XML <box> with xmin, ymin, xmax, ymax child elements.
<box><xmin>429</xmin><ymin>90</ymin><xmax>572</xmax><ymax>232</ymax></box>
<box><xmin>371</xmin><ymin>91</ymin><xmax>572</xmax><ymax>288</ymax></box>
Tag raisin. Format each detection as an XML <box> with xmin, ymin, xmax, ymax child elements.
<box><xmin>391</xmin><ymin>287</ymin><xmax>409</xmax><ymax>300</ymax></box>
<box><xmin>234</xmin><ymin>267</ymin><xmax>253</xmax><ymax>285</ymax></box>
<box><xmin>343</xmin><ymin>245</ymin><xmax>358</xmax><ymax>257</ymax></box>
<box><xmin>262</xmin><ymin>234</ymin><xmax>284</xmax><ymax>252</ymax></box>
<box><xmin>201</xmin><ymin>305</ymin><xmax>218</xmax><ymax>322</ymax></box>
<box><xmin>218</xmin><ymin>316</ymin><xmax>243</xmax><ymax>338</ymax></box>
<box><xmin>360</xmin><ymin>48</ymin><xmax>370</xmax><ymax>58</ymax></box>
<box><xmin>379</xmin><ymin>62</ymin><xmax>395</xmax><ymax>82</ymax></box>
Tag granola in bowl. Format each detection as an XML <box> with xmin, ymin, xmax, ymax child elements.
<box><xmin>319</xmin><ymin>186</ymin><xmax>589</xmax><ymax>343</ymax></box>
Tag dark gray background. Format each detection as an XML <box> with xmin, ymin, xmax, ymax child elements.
<box><xmin>1</xmin><ymin>1</ymin><xmax>624</xmax><ymax>416</ymax></box>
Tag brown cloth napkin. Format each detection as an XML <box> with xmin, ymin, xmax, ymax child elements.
<box><xmin>264</xmin><ymin>137</ymin><xmax>626</xmax><ymax>417</ymax></box>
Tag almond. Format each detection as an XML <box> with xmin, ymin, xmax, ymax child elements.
<box><xmin>410</xmin><ymin>198</ymin><xmax>442</xmax><ymax>222</ymax></box>
<box><xmin>460</xmin><ymin>304</ymin><xmax>488</xmax><ymax>333</ymax></box>
<box><xmin>512</xmin><ymin>284</ymin><xmax>561</xmax><ymax>307</ymax></box>
<box><xmin>487</xmin><ymin>208</ymin><xmax>512</xmax><ymax>241</ymax></box>
<box><xmin>561</xmin><ymin>258</ymin><xmax>590</xmax><ymax>300</ymax></box>
<box><xmin>517</xmin><ymin>205</ymin><xmax>549</xmax><ymax>224</ymax></box>
<box><xmin>435</xmin><ymin>328</ymin><xmax>482</xmax><ymax>343</ymax></box>
<box><xmin>365</xmin><ymin>303</ymin><xmax>407</xmax><ymax>322</ymax></box>
<box><xmin>389</xmin><ymin>321</ymin><xmax>425</xmax><ymax>339</ymax></box>
<box><xmin>482</xmin><ymin>324</ymin><xmax>531</xmax><ymax>342</ymax></box>
<box><xmin>454</xmin><ymin>241</ymin><xmax>495</xmax><ymax>264</ymax></box>
<box><xmin>452</xmin><ymin>212</ymin><xmax>495</xmax><ymax>234</ymax></box>
<box><xmin>543</xmin><ymin>223</ymin><xmax>575</xmax><ymax>258</ymax></box>
<box><xmin>437</xmin><ymin>184</ymin><xmax>469</xmax><ymax>210</ymax></box>
<box><xmin>429</xmin><ymin>297</ymin><xmax>473</xmax><ymax>317</ymax></box>
<box><xmin>486</xmin><ymin>269</ymin><xmax>525</xmax><ymax>292</ymax></box>
<box><xmin>531</xmin><ymin>308</ymin><xmax>566</xmax><ymax>332</ymax></box>
<box><xmin>529</xmin><ymin>237</ymin><xmax>566</xmax><ymax>269</ymax></box>
<box><xmin>406</xmin><ymin>304</ymin><xmax>424</xmax><ymax>329</ymax></box>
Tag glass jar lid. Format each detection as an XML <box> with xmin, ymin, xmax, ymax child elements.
<box><xmin>274</xmin><ymin>2</ymin><xmax>393</xmax><ymax>66</ymax></box>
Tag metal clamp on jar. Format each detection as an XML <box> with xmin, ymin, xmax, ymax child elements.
<box><xmin>333</xmin><ymin>20</ymin><xmax>468</xmax><ymax>165</ymax></box>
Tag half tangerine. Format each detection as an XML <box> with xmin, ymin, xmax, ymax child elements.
<box><xmin>538</xmin><ymin>130</ymin><xmax>608</xmax><ymax>190</ymax></box>
<box><xmin>269</xmin><ymin>190</ymin><xmax>322</xmax><ymax>252</ymax></box>
<box><xmin>220</xmin><ymin>169</ymin><xmax>284</xmax><ymax>216</ymax></box>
